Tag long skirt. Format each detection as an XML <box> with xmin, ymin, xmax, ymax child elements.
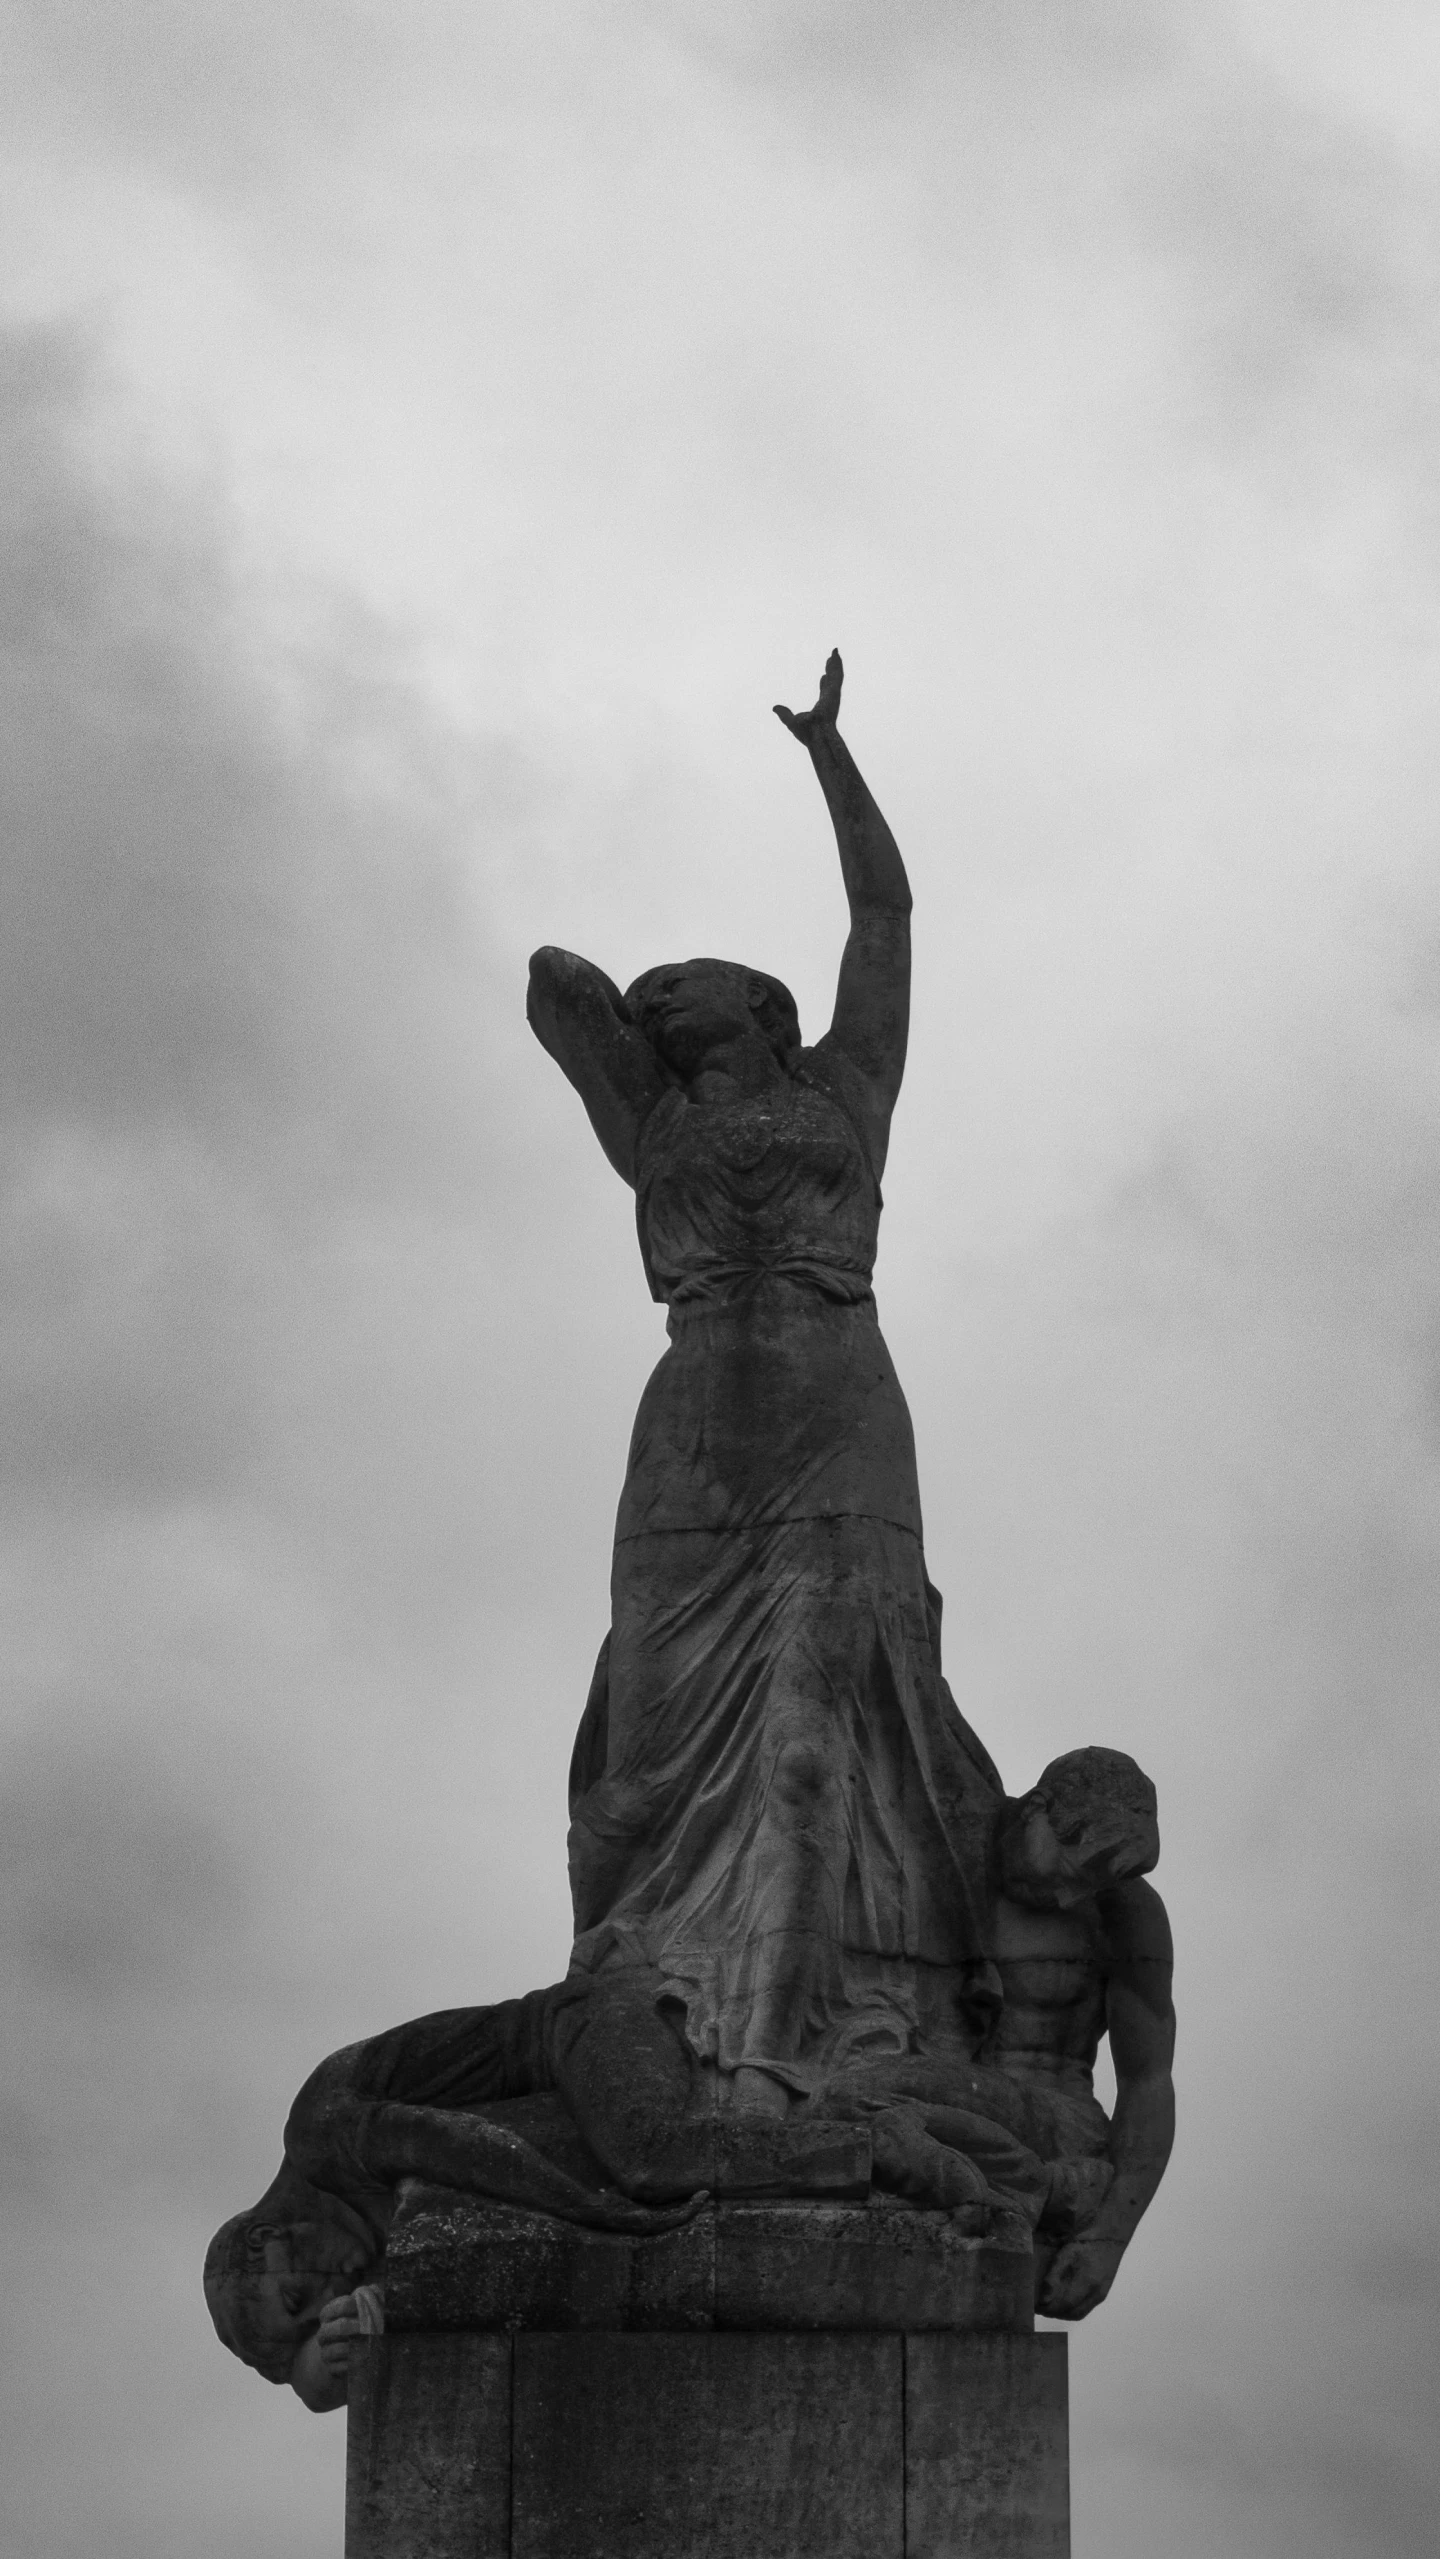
<box><xmin>566</xmin><ymin>1508</ymin><xmax>1000</xmax><ymax>2092</ymax></box>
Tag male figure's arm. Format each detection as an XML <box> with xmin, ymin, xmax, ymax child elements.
<box><xmin>1037</xmin><ymin>1878</ymin><xmax>1175</xmax><ymax>2319</ymax></box>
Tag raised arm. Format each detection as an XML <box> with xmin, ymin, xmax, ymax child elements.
<box><xmin>774</xmin><ymin>652</ymin><xmax>911</xmax><ymax>1168</ymax></box>
<box><xmin>527</xmin><ymin>947</ymin><xmax>669</xmax><ymax>1187</ymax></box>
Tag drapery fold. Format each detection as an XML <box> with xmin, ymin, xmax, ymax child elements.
<box><xmin>566</xmin><ymin>1044</ymin><xmax>1002</xmax><ymax>2091</ymax></box>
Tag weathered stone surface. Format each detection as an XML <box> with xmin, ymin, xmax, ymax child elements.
<box><xmin>345</xmin><ymin>2328</ymin><xmax>1070</xmax><ymax>2557</ymax></box>
<box><xmin>532</xmin><ymin>660</ymin><xmax>1007</xmax><ymax>2126</ymax></box>
<box><xmin>905</xmin><ymin>2333</ymin><xmax>1069</xmax><ymax>2558</ymax></box>
<box><xmin>381</xmin><ymin>2184</ymin><xmax>1036</xmax><ymax>2335</ymax></box>
<box><xmin>345</xmin><ymin>2333</ymin><xmax>510</xmax><ymax>2559</ymax></box>
<box><xmin>511</xmin><ymin>2332</ymin><xmax>905</xmax><ymax>2559</ymax></box>
<box><xmin>714</xmin><ymin>2198</ymin><xmax>1033</xmax><ymax>2334</ymax></box>
<box><xmin>384</xmin><ymin>2185</ymin><xmax>716</xmax><ymax>2333</ymax></box>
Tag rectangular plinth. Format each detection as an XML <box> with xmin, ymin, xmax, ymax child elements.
<box><xmin>386</xmin><ymin>2184</ymin><xmax>717</xmax><ymax>2332</ymax></box>
<box><xmin>346</xmin><ymin>2333</ymin><xmax>510</xmax><ymax>2559</ymax></box>
<box><xmin>516</xmin><ymin>2332</ymin><xmax>902</xmax><ymax>2559</ymax></box>
<box><xmin>715</xmin><ymin>2201</ymin><xmax>1032</xmax><ymax>2333</ymax></box>
<box><xmin>346</xmin><ymin>2329</ymin><xmax>1067</xmax><ymax>2558</ymax></box>
<box><xmin>383</xmin><ymin>2187</ymin><xmax>1034</xmax><ymax>2334</ymax></box>
<box><xmin>906</xmin><ymin>2334</ymin><xmax>1070</xmax><ymax>2558</ymax></box>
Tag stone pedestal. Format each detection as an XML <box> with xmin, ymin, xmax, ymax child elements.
<box><xmin>345</xmin><ymin>2188</ymin><xmax>1069</xmax><ymax>2558</ymax></box>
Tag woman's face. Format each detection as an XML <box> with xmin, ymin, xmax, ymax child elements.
<box><xmin>635</xmin><ymin>961</ymin><xmax>763</xmax><ymax>1077</ymax></box>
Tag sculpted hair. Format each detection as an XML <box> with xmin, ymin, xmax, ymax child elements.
<box><xmin>743</xmin><ymin>970</ymin><xmax>803</xmax><ymax>1065</ymax></box>
<box><xmin>203</xmin><ymin>2212</ymin><xmax>293</xmax><ymax>2385</ymax></box>
<box><xmin>1034</xmin><ymin>1747</ymin><xmax>1159</xmax><ymax>1872</ymax></box>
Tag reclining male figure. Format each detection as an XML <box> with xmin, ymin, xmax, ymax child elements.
<box><xmin>205</xmin><ymin>1967</ymin><xmax>877</xmax><ymax>2409</ymax></box>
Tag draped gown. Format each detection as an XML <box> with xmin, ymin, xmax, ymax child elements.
<box><xmin>565</xmin><ymin>1032</ymin><xmax>1002</xmax><ymax>2098</ymax></box>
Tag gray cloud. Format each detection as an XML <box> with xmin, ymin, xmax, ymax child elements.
<box><xmin>1</xmin><ymin>1733</ymin><xmax>241</xmax><ymax>1999</ymax></box>
<box><xmin>0</xmin><ymin>326</ymin><xmax>510</xmax><ymax>1180</ymax></box>
<box><xmin>0</xmin><ymin>323</ymin><xmax>547</xmax><ymax>1539</ymax></box>
<box><xmin>0</xmin><ymin>330</ymin><xmax>587</xmax><ymax>2554</ymax></box>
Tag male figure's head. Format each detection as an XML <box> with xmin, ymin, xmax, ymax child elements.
<box><xmin>203</xmin><ymin>2179</ymin><xmax>373</xmax><ymax>2383</ymax></box>
<box><xmin>999</xmin><ymin>1747</ymin><xmax>1159</xmax><ymax>1911</ymax></box>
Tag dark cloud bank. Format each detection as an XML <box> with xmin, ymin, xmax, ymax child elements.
<box><xmin>0</xmin><ymin>323</ymin><xmax>633</xmax><ymax>2558</ymax></box>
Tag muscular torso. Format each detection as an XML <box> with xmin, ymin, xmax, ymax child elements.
<box><xmin>990</xmin><ymin>1895</ymin><xmax>1111</xmax><ymax>2084</ymax></box>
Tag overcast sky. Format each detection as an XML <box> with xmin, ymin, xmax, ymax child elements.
<box><xmin>3</xmin><ymin>5</ymin><xmax>1439</xmax><ymax>2553</ymax></box>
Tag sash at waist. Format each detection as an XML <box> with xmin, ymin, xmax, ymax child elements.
<box><xmin>661</xmin><ymin>1257</ymin><xmax>874</xmax><ymax>1321</ymax></box>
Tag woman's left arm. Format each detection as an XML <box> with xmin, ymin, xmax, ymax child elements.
<box><xmin>527</xmin><ymin>947</ymin><xmax>669</xmax><ymax>1186</ymax></box>
<box><xmin>775</xmin><ymin>654</ymin><xmax>910</xmax><ymax>1168</ymax></box>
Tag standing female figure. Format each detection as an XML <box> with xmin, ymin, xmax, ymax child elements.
<box><xmin>529</xmin><ymin>656</ymin><xmax>999</xmax><ymax>2119</ymax></box>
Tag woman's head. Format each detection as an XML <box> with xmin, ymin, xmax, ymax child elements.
<box><xmin>624</xmin><ymin>959</ymin><xmax>801</xmax><ymax>1080</ymax></box>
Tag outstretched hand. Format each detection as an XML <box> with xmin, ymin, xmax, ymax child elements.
<box><xmin>774</xmin><ymin>648</ymin><xmax>843</xmax><ymax>740</ymax></box>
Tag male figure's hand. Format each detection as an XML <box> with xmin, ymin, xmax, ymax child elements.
<box><xmin>868</xmin><ymin>2101</ymin><xmax>990</xmax><ymax>2218</ymax></box>
<box><xmin>315</xmin><ymin>2290</ymin><xmax>373</xmax><ymax>2378</ymax></box>
<box><xmin>1036</xmin><ymin>2234</ymin><xmax>1124</xmax><ymax>2320</ymax></box>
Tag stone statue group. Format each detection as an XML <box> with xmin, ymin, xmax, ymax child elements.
<box><xmin>206</xmin><ymin>656</ymin><xmax>1175</xmax><ymax>2413</ymax></box>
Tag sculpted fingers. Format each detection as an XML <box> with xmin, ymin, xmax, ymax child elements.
<box><xmin>1036</xmin><ymin>2237</ymin><xmax>1121</xmax><ymax>2320</ymax></box>
<box><xmin>870</xmin><ymin>2104</ymin><xmax>989</xmax><ymax>2211</ymax></box>
<box><xmin>774</xmin><ymin>649</ymin><xmax>842</xmax><ymax>739</ymax></box>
